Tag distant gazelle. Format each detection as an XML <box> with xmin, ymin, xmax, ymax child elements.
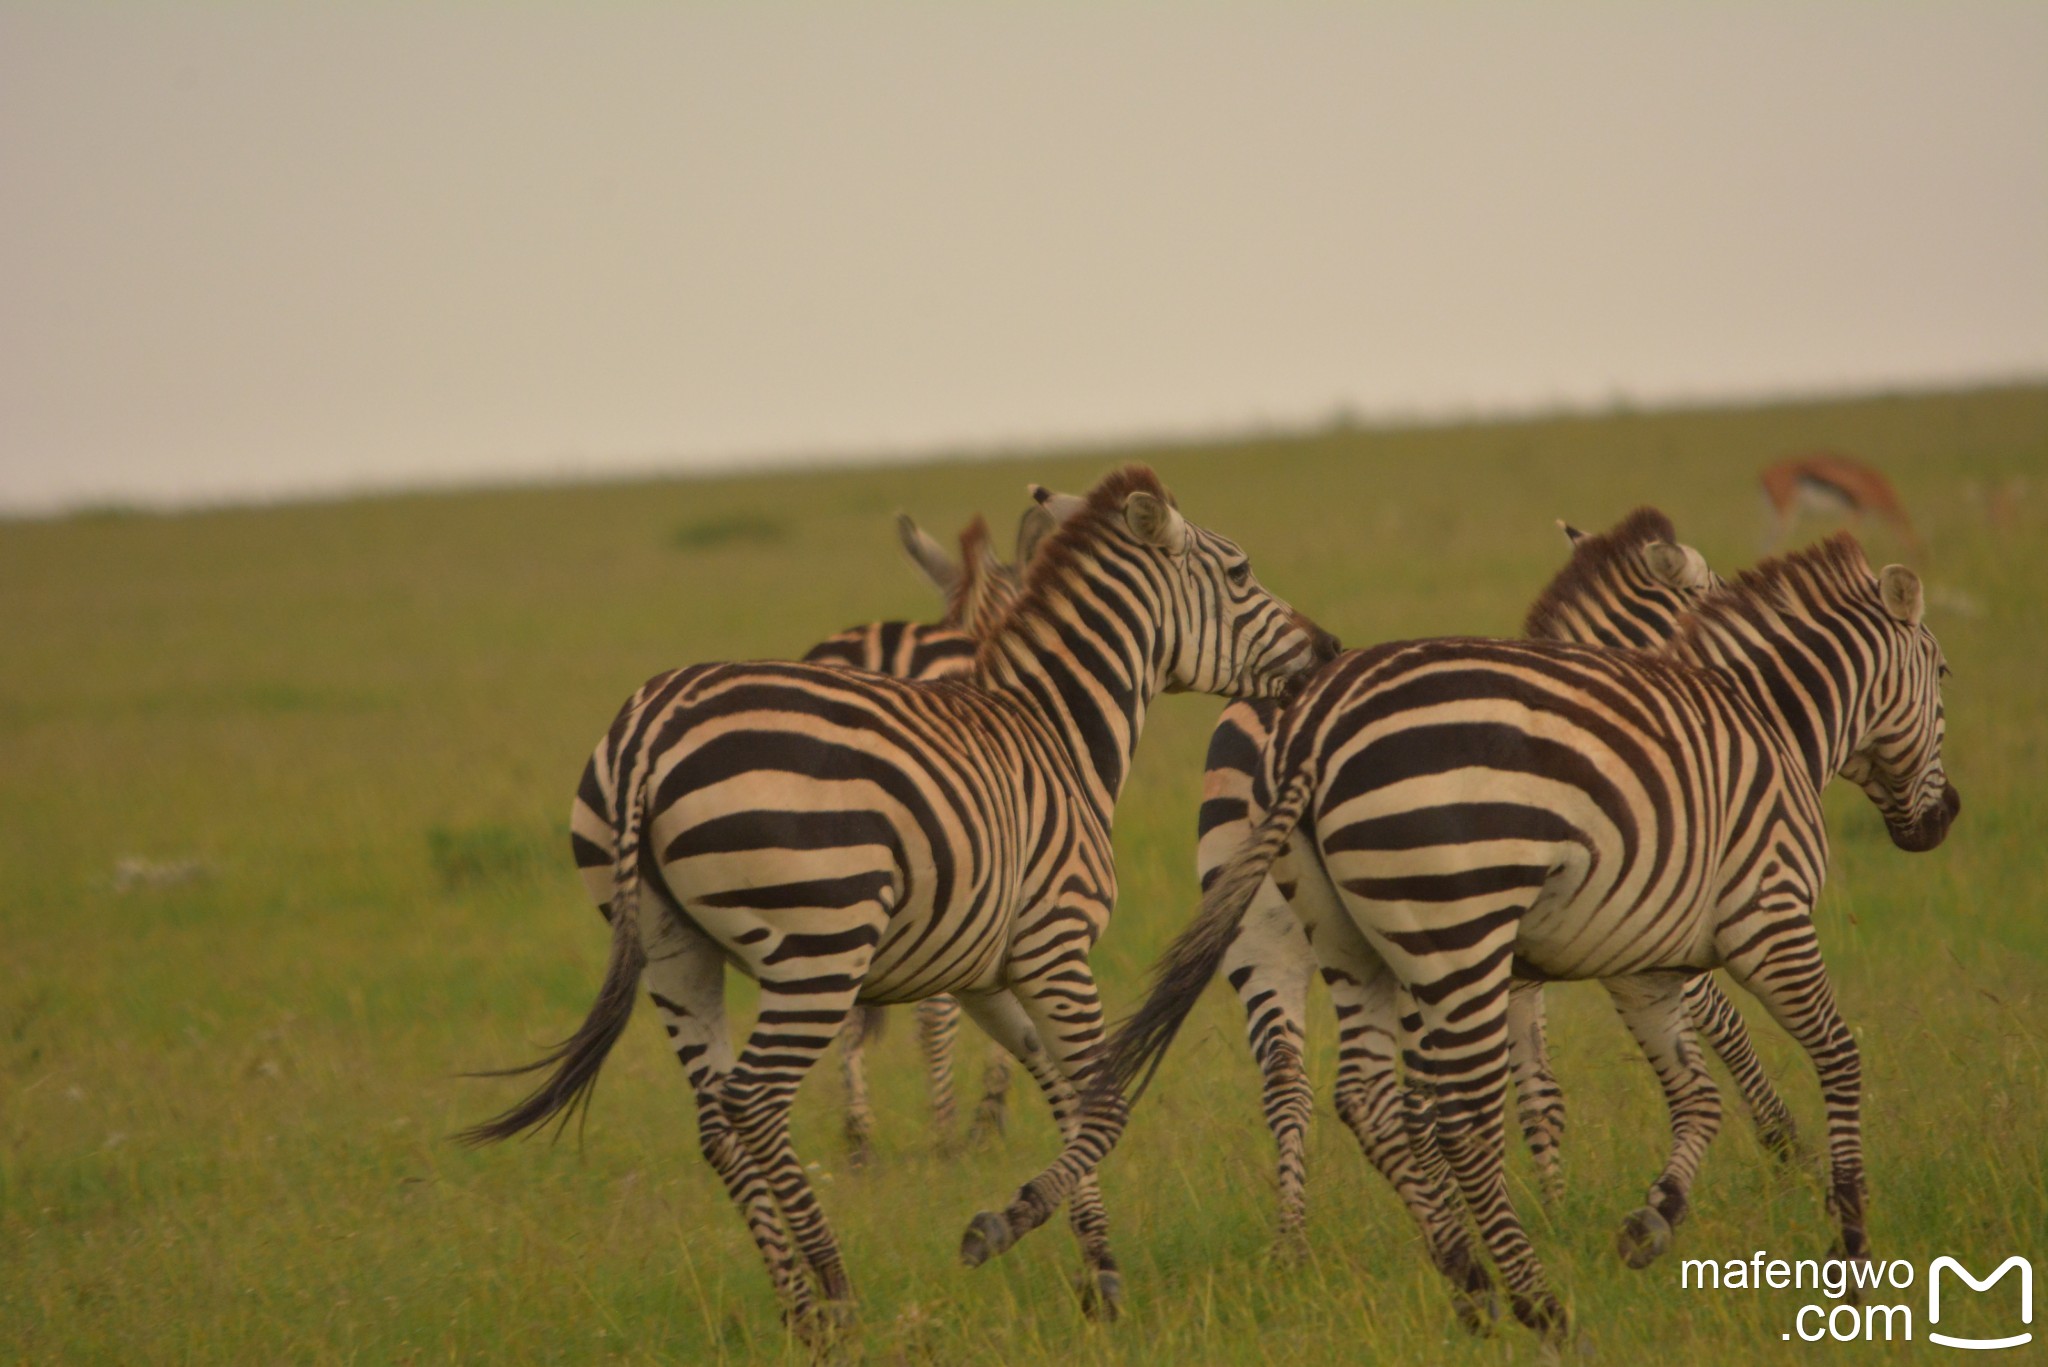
<box><xmin>1760</xmin><ymin>453</ymin><xmax>1923</xmax><ymax>558</ymax></box>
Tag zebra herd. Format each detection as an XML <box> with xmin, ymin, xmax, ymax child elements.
<box><xmin>465</xmin><ymin>465</ymin><xmax>1957</xmax><ymax>1347</ymax></box>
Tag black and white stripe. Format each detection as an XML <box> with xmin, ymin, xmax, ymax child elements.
<box><xmin>462</xmin><ymin>465</ymin><xmax>1338</xmax><ymax>1334</ymax></box>
<box><xmin>802</xmin><ymin>510</ymin><xmax>1046</xmax><ymax>1163</ymax></box>
<box><xmin>1192</xmin><ymin>508</ymin><xmax>1782</xmax><ymax>1243</ymax></box>
<box><xmin>990</xmin><ymin>534</ymin><xmax>1956</xmax><ymax>1343</ymax></box>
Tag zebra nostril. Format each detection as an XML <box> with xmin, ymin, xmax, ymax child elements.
<box><xmin>1942</xmin><ymin>783</ymin><xmax>1961</xmax><ymax>819</ymax></box>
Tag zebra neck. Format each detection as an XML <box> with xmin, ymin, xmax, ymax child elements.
<box><xmin>975</xmin><ymin>558</ymin><xmax>1164</xmax><ymax>821</ymax></box>
<box><xmin>1677</xmin><ymin>608</ymin><xmax>1874</xmax><ymax>792</ymax></box>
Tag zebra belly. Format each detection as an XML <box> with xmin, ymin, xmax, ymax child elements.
<box><xmin>858</xmin><ymin>896</ymin><xmax>1012</xmax><ymax>1004</ymax></box>
<box><xmin>1515</xmin><ymin>873</ymin><xmax>1722</xmax><ymax>979</ymax></box>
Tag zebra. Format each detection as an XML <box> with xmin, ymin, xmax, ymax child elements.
<box><xmin>1198</xmin><ymin>509</ymin><xmax>1805</xmax><ymax>1245</ymax></box>
<box><xmin>972</xmin><ymin>534</ymin><xmax>1957</xmax><ymax>1341</ymax></box>
<box><xmin>802</xmin><ymin>507</ymin><xmax>1053</xmax><ymax>1164</ymax></box>
<box><xmin>1192</xmin><ymin>507</ymin><xmax>1792</xmax><ymax>1248</ymax></box>
<box><xmin>462</xmin><ymin>464</ymin><xmax>1339</xmax><ymax>1335</ymax></box>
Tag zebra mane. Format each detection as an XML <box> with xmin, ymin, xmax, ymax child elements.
<box><xmin>943</xmin><ymin>515</ymin><xmax>1017</xmax><ymax>638</ymax></box>
<box><xmin>1667</xmin><ymin>532</ymin><xmax>1875</xmax><ymax>663</ymax></box>
<box><xmin>1521</xmin><ymin>506</ymin><xmax>1681</xmax><ymax>641</ymax></box>
<box><xmin>978</xmin><ymin>463</ymin><xmax>1175</xmax><ymax>653</ymax></box>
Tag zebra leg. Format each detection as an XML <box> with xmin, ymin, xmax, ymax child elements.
<box><xmin>1506</xmin><ymin>979</ymin><xmax>1568</xmax><ymax>1204</ymax></box>
<box><xmin>716</xmin><ymin>908</ymin><xmax>888</xmax><ymax>1330</ymax></box>
<box><xmin>1404</xmin><ymin>954</ymin><xmax>1566</xmax><ymax>1340</ymax></box>
<box><xmin>1719</xmin><ymin>913</ymin><xmax>1872</xmax><ymax>1269</ymax></box>
<box><xmin>1220</xmin><ymin>873</ymin><xmax>1317</xmax><ymax>1250</ymax></box>
<box><xmin>1325</xmin><ymin>973</ymin><xmax>1495</xmax><ymax>1332</ymax></box>
<box><xmin>1685</xmin><ymin>972</ymin><xmax>1798</xmax><ymax>1160</ymax></box>
<box><xmin>1605</xmin><ymin>971</ymin><xmax>1723</xmax><ymax>1270</ymax></box>
<box><xmin>914</xmin><ymin>996</ymin><xmax>962</xmax><ymax>1149</ymax></box>
<box><xmin>577</xmin><ymin>841</ymin><xmax>815</xmax><ymax>1321</ymax></box>
<box><xmin>967</xmin><ymin>1038</ymin><xmax>1014</xmax><ymax>1146</ymax></box>
<box><xmin>639</xmin><ymin>904</ymin><xmax>815</xmax><ymax>1326</ymax></box>
<box><xmin>1281</xmin><ymin>851</ymin><xmax>1485</xmax><ymax>1314</ymax></box>
<box><xmin>954</xmin><ymin>987</ymin><xmax>1123</xmax><ymax>1319</ymax></box>
<box><xmin>837</xmin><ymin>1006</ymin><xmax>879</xmax><ymax>1167</ymax></box>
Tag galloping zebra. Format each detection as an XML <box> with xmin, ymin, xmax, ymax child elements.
<box><xmin>803</xmin><ymin>507</ymin><xmax>1052</xmax><ymax>1163</ymax></box>
<box><xmin>462</xmin><ymin>465</ymin><xmax>1338</xmax><ymax>1334</ymax></box>
<box><xmin>1193</xmin><ymin>507</ymin><xmax>1791</xmax><ymax>1246</ymax></box>
<box><xmin>1198</xmin><ymin>509</ymin><xmax>1806</xmax><ymax>1242</ymax></box>
<box><xmin>975</xmin><ymin>534</ymin><xmax>1956</xmax><ymax>1341</ymax></box>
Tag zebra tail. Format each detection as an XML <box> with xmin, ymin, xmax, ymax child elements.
<box><xmin>458</xmin><ymin>757</ymin><xmax>653</xmax><ymax>1147</ymax></box>
<box><xmin>1095</xmin><ymin>769</ymin><xmax>1315</xmax><ymax>1107</ymax></box>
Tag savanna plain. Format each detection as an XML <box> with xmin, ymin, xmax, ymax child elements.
<box><xmin>4</xmin><ymin>385</ymin><xmax>2044</xmax><ymax>1365</ymax></box>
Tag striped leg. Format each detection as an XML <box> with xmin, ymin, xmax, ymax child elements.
<box><xmin>714</xmin><ymin>901</ymin><xmax>891</xmax><ymax>1327</ymax></box>
<box><xmin>576</xmin><ymin>837</ymin><xmax>815</xmax><ymax>1320</ymax></box>
<box><xmin>1506</xmin><ymin>980</ymin><xmax>1568</xmax><ymax>1203</ymax></box>
<box><xmin>967</xmin><ymin>1036</ymin><xmax>1014</xmax><ymax>1146</ymax></box>
<box><xmin>1719</xmin><ymin>911</ymin><xmax>1871</xmax><ymax>1266</ymax></box>
<box><xmin>1321</xmin><ymin>978</ymin><xmax>1494</xmax><ymax>1331</ymax></box>
<box><xmin>1685</xmin><ymin>973</ymin><xmax>1798</xmax><ymax>1159</ymax></box>
<box><xmin>1219</xmin><ymin>875</ymin><xmax>1317</xmax><ymax>1248</ymax></box>
<box><xmin>913</xmin><ymin>996</ymin><xmax>963</xmax><ymax>1147</ymax></box>
<box><xmin>955</xmin><ymin>988</ymin><xmax>1122</xmax><ymax>1316</ymax></box>
<box><xmin>1606</xmin><ymin>971</ymin><xmax>1723</xmax><ymax>1270</ymax></box>
<box><xmin>837</xmin><ymin>1006</ymin><xmax>881</xmax><ymax>1166</ymax></box>
<box><xmin>639</xmin><ymin>907</ymin><xmax>816</xmax><ymax>1326</ymax></box>
<box><xmin>1405</xmin><ymin>977</ymin><xmax>1565</xmax><ymax>1339</ymax></box>
<box><xmin>1282</xmin><ymin>849</ymin><xmax>1488</xmax><ymax>1318</ymax></box>
<box><xmin>1383</xmin><ymin>885</ymin><xmax>1565</xmax><ymax>1342</ymax></box>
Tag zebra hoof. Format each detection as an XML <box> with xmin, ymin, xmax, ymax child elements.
<box><xmin>1448</xmin><ymin>1260</ymin><xmax>1499</xmax><ymax>1337</ymax></box>
<box><xmin>1451</xmin><ymin>1285</ymin><xmax>1499</xmax><ymax>1338</ymax></box>
<box><xmin>1757</xmin><ymin>1117</ymin><xmax>1799</xmax><ymax>1164</ymax></box>
<box><xmin>1077</xmin><ymin>1268</ymin><xmax>1124</xmax><ymax>1321</ymax></box>
<box><xmin>1617</xmin><ymin>1207</ymin><xmax>1672</xmax><ymax>1269</ymax></box>
<box><xmin>967</xmin><ymin>1114</ymin><xmax>1006</xmax><ymax>1148</ymax></box>
<box><xmin>960</xmin><ymin>1211</ymin><xmax>1013</xmax><ymax>1268</ymax></box>
<box><xmin>787</xmin><ymin>1299</ymin><xmax>856</xmax><ymax>1348</ymax></box>
<box><xmin>1539</xmin><ymin>1327</ymin><xmax>1597</xmax><ymax>1364</ymax></box>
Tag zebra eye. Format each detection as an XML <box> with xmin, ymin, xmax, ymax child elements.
<box><xmin>1227</xmin><ymin>562</ymin><xmax>1251</xmax><ymax>587</ymax></box>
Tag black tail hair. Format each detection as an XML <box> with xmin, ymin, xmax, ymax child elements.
<box><xmin>458</xmin><ymin>758</ymin><xmax>652</xmax><ymax>1146</ymax></box>
<box><xmin>1094</xmin><ymin>769</ymin><xmax>1316</xmax><ymax>1106</ymax></box>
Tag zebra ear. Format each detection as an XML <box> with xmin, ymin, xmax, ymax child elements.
<box><xmin>1014</xmin><ymin>504</ymin><xmax>1056</xmax><ymax>567</ymax></box>
<box><xmin>1879</xmin><ymin>564</ymin><xmax>1924</xmax><ymax>626</ymax></box>
<box><xmin>1123</xmin><ymin>490</ymin><xmax>1188</xmax><ymax>554</ymax></box>
<box><xmin>896</xmin><ymin>513</ymin><xmax>959</xmax><ymax>595</ymax></box>
<box><xmin>1029</xmin><ymin>484</ymin><xmax>1090</xmax><ymax>525</ymax></box>
<box><xmin>1645</xmin><ymin>541</ymin><xmax>1712</xmax><ymax>591</ymax></box>
<box><xmin>1558</xmin><ymin>519</ymin><xmax>1590</xmax><ymax>546</ymax></box>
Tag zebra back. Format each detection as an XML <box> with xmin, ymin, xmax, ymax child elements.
<box><xmin>1198</xmin><ymin>507</ymin><xmax>1716</xmax><ymax>882</ymax></box>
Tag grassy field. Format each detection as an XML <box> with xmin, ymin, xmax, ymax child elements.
<box><xmin>4</xmin><ymin>384</ymin><xmax>2044</xmax><ymax>1364</ymax></box>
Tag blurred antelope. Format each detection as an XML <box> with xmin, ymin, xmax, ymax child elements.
<box><xmin>1760</xmin><ymin>453</ymin><xmax>1923</xmax><ymax>558</ymax></box>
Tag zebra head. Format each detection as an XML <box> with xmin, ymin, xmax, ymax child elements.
<box><xmin>1840</xmin><ymin>562</ymin><xmax>1960</xmax><ymax>852</ymax></box>
<box><xmin>1028</xmin><ymin>468</ymin><xmax>1339</xmax><ymax>702</ymax></box>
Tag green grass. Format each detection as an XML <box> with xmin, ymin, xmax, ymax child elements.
<box><xmin>4</xmin><ymin>383</ymin><xmax>2044</xmax><ymax>1364</ymax></box>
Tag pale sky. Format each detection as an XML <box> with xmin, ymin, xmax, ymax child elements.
<box><xmin>3</xmin><ymin>4</ymin><xmax>2044</xmax><ymax>514</ymax></box>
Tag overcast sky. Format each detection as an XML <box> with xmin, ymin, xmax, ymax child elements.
<box><xmin>3</xmin><ymin>4</ymin><xmax>2044</xmax><ymax>514</ymax></box>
